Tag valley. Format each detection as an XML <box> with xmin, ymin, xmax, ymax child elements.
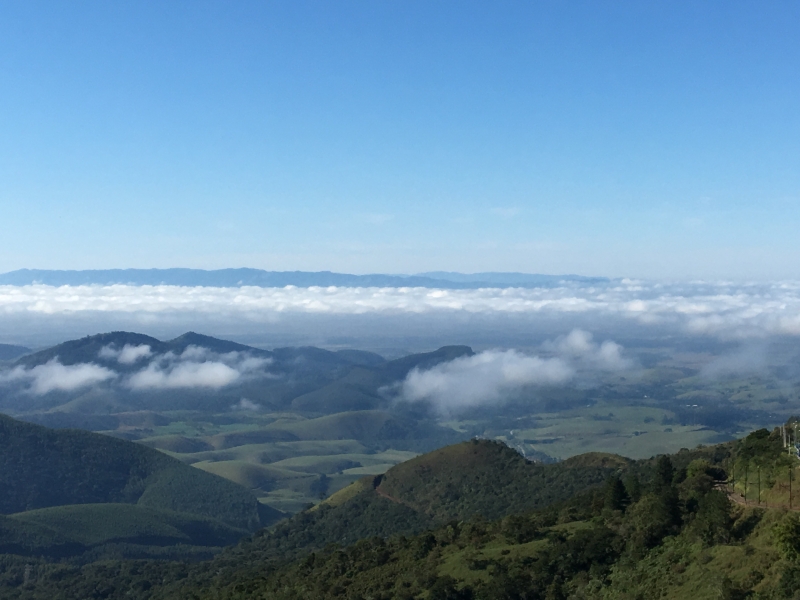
<box><xmin>2</xmin><ymin>330</ymin><xmax>800</xmax><ymax>597</ymax></box>
<box><xmin>2</xmin><ymin>331</ymin><xmax>799</xmax><ymax>515</ymax></box>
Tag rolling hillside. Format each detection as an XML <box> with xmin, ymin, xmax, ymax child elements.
<box><xmin>0</xmin><ymin>414</ymin><xmax>280</xmax><ymax>531</ymax></box>
<box><xmin>0</xmin><ymin>430</ymin><xmax>754</xmax><ymax>599</ymax></box>
<box><xmin>235</xmin><ymin>439</ymin><xmax>631</xmax><ymax>564</ymax></box>
<box><xmin>0</xmin><ymin>504</ymin><xmax>247</xmax><ymax>560</ymax></box>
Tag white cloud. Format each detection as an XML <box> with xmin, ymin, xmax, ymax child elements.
<box><xmin>179</xmin><ymin>345</ymin><xmax>209</xmax><ymax>361</ymax></box>
<box><xmin>98</xmin><ymin>344</ymin><xmax>152</xmax><ymax>364</ymax></box>
<box><xmin>126</xmin><ymin>347</ymin><xmax>270</xmax><ymax>390</ymax></box>
<box><xmin>400</xmin><ymin>350</ymin><xmax>574</xmax><ymax>415</ymax></box>
<box><xmin>398</xmin><ymin>329</ymin><xmax>633</xmax><ymax>415</ymax></box>
<box><xmin>0</xmin><ymin>359</ymin><xmax>116</xmax><ymax>394</ymax></box>
<box><xmin>3</xmin><ymin>281</ymin><xmax>800</xmax><ymax>339</ymax></box>
<box><xmin>128</xmin><ymin>360</ymin><xmax>240</xmax><ymax>390</ymax></box>
<box><xmin>552</xmin><ymin>329</ymin><xmax>595</xmax><ymax>356</ymax></box>
<box><xmin>546</xmin><ymin>329</ymin><xmax>633</xmax><ymax>371</ymax></box>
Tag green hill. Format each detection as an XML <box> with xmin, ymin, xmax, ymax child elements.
<box><xmin>333</xmin><ymin>349</ymin><xmax>385</xmax><ymax>367</ymax></box>
<box><xmin>289</xmin><ymin>382</ymin><xmax>382</xmax><ymax>412</ymax></box>
<box><xmin>15</xmin><ymin>332</ymin><xmax>165</xmax><ymax>368</ymax></box>
<box><xmin>14</xmin><ymin>331</ymin><xmax>271</xmax><ymax>370</ymax></box>
<box><xmin>0</xmin><ymin>414</ymin><xmax>279</xmax><ymax>531</ymax></box>
<box><xmin>164</xmin><ymin>332</ymin><xmax>272</xmax><ymax>357</ymax></box>
<box><xmin>376</xmin><ymin>440</ymin><xmax>632</xmax><ymax>522</ymax></box>
<box><xmin>12</xmin><ymin>429</ymin><xmax>799</xmax><ymax>599</ymax></box>
<box><xmin>14</xmin><ymin>427</ymin><xmax>800</xmax><ymax>600</ymax></box>
<box><xmin>227</xmin><ymin>439</ymin><xmax>628</xmax><ymax>565</ymax></box>
<box><xmin>193</xmin><ymin>461</ymin><xmax>311</xmax><ymax>493</ymax></box>
<box><xmin>2</xmin><ymin>504</ymin><xmax>246</xmax><ymax>557</ymax></box>
<box><xmin>262</xmin><ymin>410</ymin><xmax>466</xmax><ymax>452</ymax></box>
<box><xmin>378</xmin><ymin>345</ymin><xmax>474</xmax><ymax>380</ymax></box>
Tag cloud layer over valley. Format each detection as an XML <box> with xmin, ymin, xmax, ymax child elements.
<box><xmin>2</xmin><ymin>281</ymin><xmax>800</xmax><ymax>341</ymax></box>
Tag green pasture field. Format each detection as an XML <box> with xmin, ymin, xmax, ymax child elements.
<box><xmin>493</xmin><ymin>401</ymin><xmax>731</xmax><ymax>460</ymax></box>
<box><xmin>134</xmin><ymin>410</ymin><xmax>426</xmax><ymax>511</ymax></box>
<box><xmin>270</xmin><ymin>450</ymin><xmax>417</xmax><ymax>472</ymax></box>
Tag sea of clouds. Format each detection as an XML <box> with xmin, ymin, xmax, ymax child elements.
<box><xmin>2</xmin><ymin>280</ymin><xmax>799</xmax><ymax>406</ymax></box>
<box><xmin>1</xmin><ymin>280</ymin><xmax>800</xmax><ymax>340</ymax></box>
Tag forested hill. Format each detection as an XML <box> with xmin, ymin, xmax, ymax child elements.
<box><xmin>14</xmin><ymin>330</ymin><xmax>271</xmax><ymax>369</ymax></box>
<box><xmin>0</xmin><ymin>430</ymin><xmax>747</xmax><ymax>599</ymax></box>
<box><xmin>14</xmin><ymin>428</ymin><xmax>800</xmax><ymax>599</ymax></box>
<box><xmin>0</xmin><ymin>414</ymin><xmax>279</xmax><ymax>531</ymax></box>
<box><xmin>196</xmin><ymin>440</ymin><xmax>640</xmax><ymax>566</ymax></box>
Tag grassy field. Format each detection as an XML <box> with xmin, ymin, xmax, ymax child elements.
<box><xmin>492</xmin><ymin>401</ymin><xmax>727</xmax><ymax>460</ymax></box>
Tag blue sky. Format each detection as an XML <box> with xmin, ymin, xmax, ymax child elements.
<box><xmin>1</xmin><ymin>1</ymin><xmax>798</xmax><ymax>279</ymax></box>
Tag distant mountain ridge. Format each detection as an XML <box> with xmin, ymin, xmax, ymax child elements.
<box><xmin>15</xmin><ymin>330</ymin><xmax>271</xmax><ymax>369</ymax></box>
<box><xmin>0</xmin><ymin>343</ymin><xmax>29</xmax><ymax>361</ymax></box>
<box><xmin>0</xmin><ymin>268</ymin><xmax>609</xmax><ymax>289</ymax></box>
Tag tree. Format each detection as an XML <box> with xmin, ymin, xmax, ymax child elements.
<box><xmin>605</xmin><ymin>476</ymin><xmax>630</xmax><ymax>511</ymax></box>
<box><xmin>655</xmin><ymin>455</ymin><xmax>675</xmax><ymax>491</ymax></box>
<box><xmin>624</xmin><ymin>474</ymin><xmax>642</xmax><ymax>503</ymax></box>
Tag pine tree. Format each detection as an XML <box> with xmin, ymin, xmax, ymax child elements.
<box><xmin>604</xmin><ymin>476</ymin><xmax>630</xmax><ymax>511</ymax></box>
<box><xmin>655</xmin><ymin>455</ymin><xmax>675</xmax><ymax>491</ymax></box>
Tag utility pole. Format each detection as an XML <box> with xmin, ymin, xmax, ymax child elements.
<box><xmin>790</xmin><ymin>465</ymin><xmax>793</xmax><ymax>510</ymax></box>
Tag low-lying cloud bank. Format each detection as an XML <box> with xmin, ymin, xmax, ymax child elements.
<box><xmin>398</xmin><ymin>329</ymin><xmax>634</xmax><ymax>415</ymax></box>
<box><xmin>0</xmin><ymin>359</ymin><xmax>116</xmax><ymax>394</ymax></box>
<box><xmin>2</xmin><ymin>281</ymin><xmax>800</xmax><ymax>339</ymax></box>
<box><xmin>126</xmin><ymin>347</ymin><xmax>269</xmax><ymax>391</ymax></box>
<box><xmin>99</xmin><ymin>343</ymin><xmax>152</xmax><ymax>364</ymax></box>
<box><xmin>0</xmin><ymin>345</ymin><xmax>271</xmax><ymax>395</ymax></box>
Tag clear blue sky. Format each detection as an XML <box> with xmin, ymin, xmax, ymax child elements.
<box><xmin>1</xmin><ymin>1</ymin><xmax>798</xmax><ymax>279</ymax></box>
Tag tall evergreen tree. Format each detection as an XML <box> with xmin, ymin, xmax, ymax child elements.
<box><xmin>624</xmin><ymin>474</ymin><xmax>642</xmax><ymax>502</ymax></box>
<box><xmin>604</xmin><ymin>476</ymin><xmax>630</xmax><ymax>511</ymax></box>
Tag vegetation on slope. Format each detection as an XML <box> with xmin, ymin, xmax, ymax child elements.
<box><xmin>0</xmin><ymin>414</ymin><xmax>278</xmax><ymax>531</ymax></box>
<box><xmin>0</xmin><ymin>504</ymin><xmax>247</xmax><ymax>561</ymax></box>
<box><xmin>0</xmin><ymin>440</ymin><xmax>733</xmax><ymax>599</ymax></box>
<box><xmin>11</xmin><ymin>425</ymin><xmax>800</xmax><ymax>599</ymax></box>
